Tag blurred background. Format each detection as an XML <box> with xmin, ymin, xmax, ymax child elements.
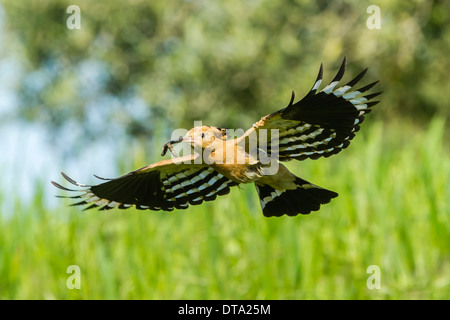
<box><xmin>0</xmin><ymin>0</ymin><xmax>449</xmax><ymax>299</ymax></box>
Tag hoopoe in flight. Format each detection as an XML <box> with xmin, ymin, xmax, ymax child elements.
<box><xmin>52</xmin><ymin>57</ymin><xmax>381</xmax><ymax>217</ymax></box>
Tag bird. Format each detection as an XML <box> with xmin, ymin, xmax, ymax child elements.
<box><xmin>52</xmin><ymin>57</ymin><xmax>381</xmax><ymax>217</ymax></box>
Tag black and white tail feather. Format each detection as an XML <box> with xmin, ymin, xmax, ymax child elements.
<box><xmin>255</xmin><ymin>176</ymin><xmax>338</xmax><ymax>217</ymax></box>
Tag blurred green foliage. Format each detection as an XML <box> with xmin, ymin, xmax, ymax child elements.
<box><xmin>2</xmin><ymin>0</ymin><xmax>449</xmax><ymax>142</ymax></box>
<box><xmin>1</xmin><ymin>118</ymin><xmax>448</xmax><ymax>299</ymax></box>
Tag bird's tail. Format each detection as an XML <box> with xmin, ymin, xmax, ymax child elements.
<box><xmin>255</xmin><ymin>176</ymin><xmax>338</xmax><ymax>217</ymax></box>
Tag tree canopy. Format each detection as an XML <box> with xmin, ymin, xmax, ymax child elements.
<box><xmin>1</xmin><ymin>0</ymin><xmax>449</xmax><ymax>146</ymax></box>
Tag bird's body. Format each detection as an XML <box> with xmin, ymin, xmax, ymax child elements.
<box><xmin>52</xmin><ymin>58</ymin><xmax>381</xmax><ymax>217</ymax></box>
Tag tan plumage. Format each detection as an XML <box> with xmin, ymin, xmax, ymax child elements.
<box><xmin>52</xmin><ymin>57</ymin><xmax>381</xmax><ymax>217</ymax></box>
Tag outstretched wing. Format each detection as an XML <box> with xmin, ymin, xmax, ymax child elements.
<box><xmin>51</xmin><ymin>154</ymin><xmax>239</xmax><ymax>211</ymax></box>
<box><xmin>243</xmin><ymin>57</ymin><xmax>381</xmax><ymax>161</ymax></box>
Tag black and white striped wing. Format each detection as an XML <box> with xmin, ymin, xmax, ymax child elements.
<box><xmin>249</xmin><ymin>57</ymin><xmax>381</xmax><ymax>161</ymax></box>
<box><xmin>51</xmin><ymin>155</ymin><xmax>239</xmax><ymax>211</ymax></box>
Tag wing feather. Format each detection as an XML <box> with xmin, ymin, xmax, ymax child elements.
<box><xmin>245</xmin><ymin>57</ymin><xmax>381</xmax><ymax>161</ymax></box>
<box><xmin>51</xmin><ymin>154</ymin><xmax>239</xmax><ymax>211</ymax></box>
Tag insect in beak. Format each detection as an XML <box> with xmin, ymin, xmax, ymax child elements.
<box><xmin>161</xmin><ymin>136</ymin><xmax>183</xmax><ymax>157</ymax></box>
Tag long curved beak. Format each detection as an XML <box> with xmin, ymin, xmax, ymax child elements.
<box><xmin>181</xmin><ymin>136</ymin><xmax>194</xmax><ymax>143</ymax></box>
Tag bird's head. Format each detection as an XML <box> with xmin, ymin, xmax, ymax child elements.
<box><xmin>183</xmin><ymin>126</ymin><xmax>226</xmax><ymax>150</ymax></box>
<box><xmin>161</xmin><ymin>126</ymin><xmax>228</xmax><ymax>157</ymax></box>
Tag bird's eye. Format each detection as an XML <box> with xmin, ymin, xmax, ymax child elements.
<box><xmin>201</xmin><ymin>133</ymin><xmax>205</xmax><ymax>138</ymax></box>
